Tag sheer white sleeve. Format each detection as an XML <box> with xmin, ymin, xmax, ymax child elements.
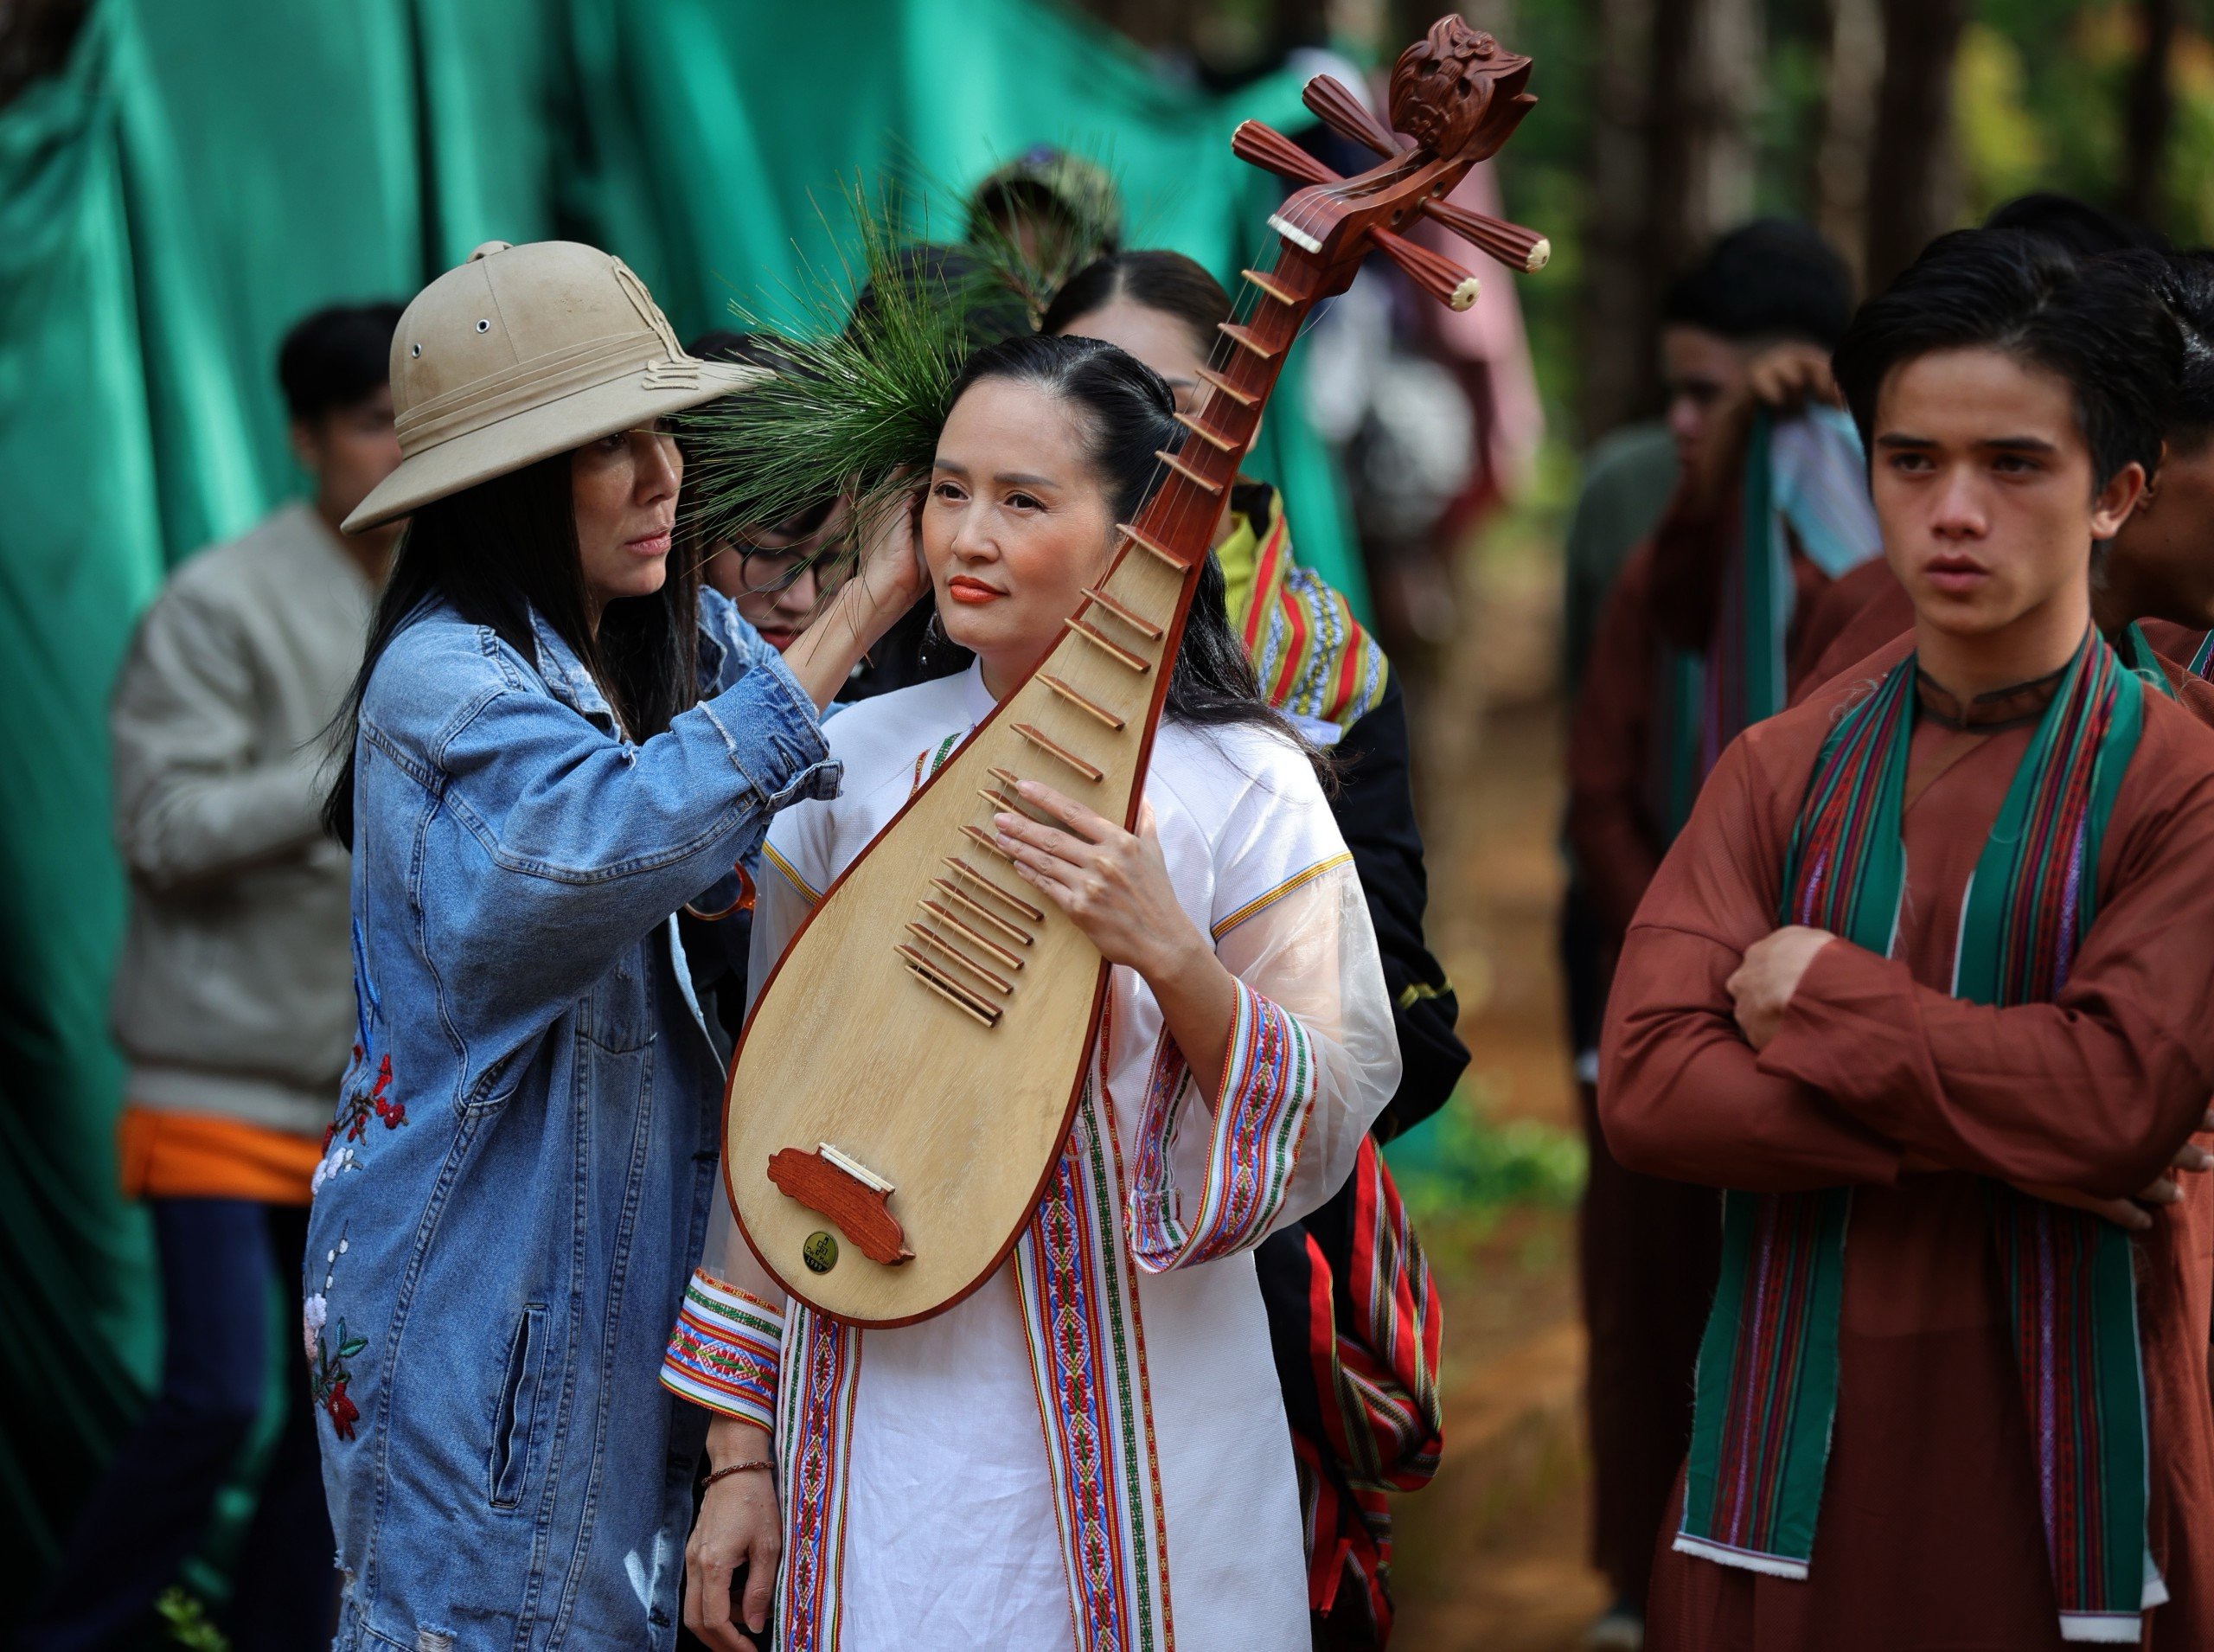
<box><xmin>1127</xmin><ymin>856</ymin><xmax>1398</xmax><ymax>1271</ymax></box>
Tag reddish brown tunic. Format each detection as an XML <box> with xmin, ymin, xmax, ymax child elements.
<box><xmin>1565</xmin><ymin>488</ymin><xmax>1837</xmax><ymax>1606</ymax></box>
<box><xmin>1787</xmin><ymin>558</ymin><xmax>1911</xmax><ymax>704</ymax></box>
<box><xmin>1602</xmin><ymin>636</ymin><xmax>2214</xmax><ymax>1650</ymax></box>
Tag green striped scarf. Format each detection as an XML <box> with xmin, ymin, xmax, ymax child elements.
<box><xmin>1650</xmin><ymin>407</ymin><xmax>1879</xmax><ymax>839</ymax></box>
<box><xmin>1678</xmin><ymin>633</ymin><xmax>2162</xmax><ymax>1642</ymax></box>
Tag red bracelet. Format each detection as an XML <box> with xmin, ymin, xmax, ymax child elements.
<box><xmin>702</xmin><ymin>1457</ymin><xmax>772</xmax><ymax>1491</ymax></box>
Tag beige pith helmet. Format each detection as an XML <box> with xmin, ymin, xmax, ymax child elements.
<box><xmin>342</xmin><ymin>240</ymin><xmax>765</xmax><ymax>534</ymax></box>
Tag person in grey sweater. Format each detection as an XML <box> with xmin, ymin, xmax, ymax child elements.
<box><xmin>22</xmin><ymin>303</ymin><xmax>402</xmax><ymax>1652</ymax></box>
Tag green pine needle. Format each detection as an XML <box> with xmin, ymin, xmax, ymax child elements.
<box><xmin>675</xmin><ymin>182</ymin><xmax>1001</xmax><ymax>554</ymax></box>
<box><xmin>156</xmin><ymin>1587</ymin><xmax>232</xmax><ymax>1651</ymax></box>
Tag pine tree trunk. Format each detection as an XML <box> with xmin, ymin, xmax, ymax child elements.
<box><xmin>1579</xmin><ymin>0</ymin><xmax>1661</xmax><ymax>433</ymax></box>
<box><xmin>2121</xmin><ymin>0</ymin><xmax>2178</xmax><ymax>230</ymax></box>
<box><xmin>1578</xmin><ymin>0</ymin><xmax>1758</xmax><ymax>433</ymax></box>
<box><xmin>1812</xmin><ymin>0</ymin><xmax>1884</xmax><ymax>294</ymax></box>
<box><xmin>1863</xmin><ymin>0</ymin><xmax>1964</xmax><ymax>290</ymax></box>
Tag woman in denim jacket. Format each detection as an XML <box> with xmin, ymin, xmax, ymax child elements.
<box><xmin>303</xmin><ymin>241</ymin><xmax>921</xmax><ymax>1651</ymax></box>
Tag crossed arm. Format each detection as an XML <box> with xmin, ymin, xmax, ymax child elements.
<box><xmin>1599</xmin><ymin>738</ymin><xmax>2214</xmax><ymax>1217</ymax></box>
<box><xmin>1725</xmin><ymin>925</ymin><xmax>2212</xmax><ymax>1227</ymax></box>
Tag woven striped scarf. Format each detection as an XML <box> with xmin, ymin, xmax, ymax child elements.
<box><xmin>1650</xmin><ymin>407</ymin><xmax>1880</xmax><ymax>839</ymax></box>
<box><xmin>1678</xmin><ymin>634</ymin><xmax>2160</xmax><ymax>1643</ymax></box>
<box><xmin>2189</xmin><ymin>628</ymin><xmax>2214</xmax><ymax>678</ymax></box>
<box><xmin>2117</xmin><ymin>621</ymin><xmax>2180</xmax><ymax>700</ymax></box>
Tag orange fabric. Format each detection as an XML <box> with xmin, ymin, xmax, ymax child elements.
<box><xmin>118</xmin><ymin>1105</ymin><xmax>321</xmax><ymax>1204</ymax></box>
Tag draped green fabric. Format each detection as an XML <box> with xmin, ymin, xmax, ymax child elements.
<box><xmin>0</xmin><ymin>0</ymin><xmax>1361</xmax><ymax>1611</ymax></box>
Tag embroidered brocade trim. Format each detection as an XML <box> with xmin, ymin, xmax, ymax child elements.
<box><xmin>776</xmin><ymin>1306</ymin><xmax>861</xmax><ymax>1652</ymax></box>
<box><xmin>1209</xmin><ymin>853</ymin><xmax>1353</xmax><ymax>940</ymax></box>
<box><xmin>1129</xmin><ymin>983</ymin><xmax>1317</xmax><ymax>1272</ymax></box>
<box><xmin>1014</xmin><ymin>1074</ymin><xmax>1177</xmax><ymax>1651</ymax></box>
<box><xmin>660</xmin><ymin>1271</ymin><xmax>785</xmax><ymax>1431</ymax></box>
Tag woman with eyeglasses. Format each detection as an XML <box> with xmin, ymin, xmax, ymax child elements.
<box><xmin>700</xmin><ymin>498</ymin><xmax>848</xmax><ymax>652</ymax></box>
<box><xmin>684</xmin><ymin>335</ymin><xmax>854</xmax><ymax>655</ymax></box>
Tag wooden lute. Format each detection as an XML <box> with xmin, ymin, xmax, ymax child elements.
<box><xmin>727</xmin><ymin>16</ymin><xmax>1546</xmax><ymax>1325</ymax></box>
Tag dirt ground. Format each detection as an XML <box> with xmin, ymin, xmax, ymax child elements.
<box><xmin>1385</xmin><ymin>527</ymin><xmax>1612</xmax><ymax>1650</ymax></box>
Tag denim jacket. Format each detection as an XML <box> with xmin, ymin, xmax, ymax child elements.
<box><xmin>304</xmin><ymin>588</ymin><xmax>835</xmax><ymax>1652</ymax></box>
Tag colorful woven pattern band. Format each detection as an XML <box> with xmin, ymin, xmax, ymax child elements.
<box><xmin>660</xmin><ymin>1269</ymin><xmax>784</xmax><ymax>1431</ymax></box>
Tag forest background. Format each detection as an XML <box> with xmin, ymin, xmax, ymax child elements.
<box><xmin>1080</xmin><ymin>0</ymin><xmax>2209</xmax><ymax>441</ymax></box>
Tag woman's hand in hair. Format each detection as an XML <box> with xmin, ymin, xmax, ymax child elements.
<box><xmin>778</xmin><ymin>483</ymin><xmax>927</xmax><ymax>710</ymax></box>
<box><xmin>684</xmin><ymin>1418</ymin><xmax>780</xmax><ymax>1652</ymax></box>
<box><xmin>995</xmin><ymin>784</ymin><xmax>1240</xmax><ymax>1099</ymax></box>
<box><xmin>848</xmin><ymin>479</ymin><xmax>931</xmax><ymax>619</ymax></box>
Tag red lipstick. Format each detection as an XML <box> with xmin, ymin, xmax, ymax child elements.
<box><xmin>946</xmin><ymin>575</ymin><xmax>1004</xmax><ymax>606</ymax></box>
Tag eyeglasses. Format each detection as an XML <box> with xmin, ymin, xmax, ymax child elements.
<box><xmin>733</xmin><ymin>546</ymin><xmax>808</xmax><ymax>597</ymax></box>
<box><xmin>730</xmin><ymin>535</ymin><xmax>850</xmax><ymax>599</ymax></box>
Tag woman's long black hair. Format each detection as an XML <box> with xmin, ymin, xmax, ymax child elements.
<box><xmin>322</xmin><ymin>448</ymin><xmax>703</xmax><ymax>846</ymax></box>
<box><xmin>944</xmin><ymin>331</ymin><xmax>1324</xmax><ymax>778</ymax></box>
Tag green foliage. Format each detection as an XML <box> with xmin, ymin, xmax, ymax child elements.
<box><xmin>1385</xmin><ymin>1083</ymin><xmax>1587</xmax><ymax>1230</ymax></box>
<box><xmin>2159</xmin><ymin>36</ymin><xmax>2214</xmax><ymax>239</ymax></box>
<box><xmin>675</xmin><ymin>164</ymin><xmax>1112</xmax><ymax>554</ymax></box>
<box><xmin>156</xmin><ymin>1588</ymin><xmax>231</xmax><ymax>1651</ymax></box>
<box><xmin>675</xmin><ymin>183</ymin><xmax>981</xmax><ymax>549</ymax></box>
<box><xmin>1955</xmin><ymin>23</ymin><xmax>2051</xmax><ymax>215</ymax></box>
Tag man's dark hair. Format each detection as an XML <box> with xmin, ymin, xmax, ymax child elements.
<box><xmin>1661</xmin><ymin>219</ymin><xmax>1856</xmax><ymax>349</ymax></box>
<box><xmin>1832</xmin><ymin>228</ymin><xmax>2180</xmax><ymax>489</ymax></box>
<box><xmin>2103</xmin><ymin>248</ymin><xmax>2214</xmax><ymax>446</ymax></box>
<box><xmin>1982</xmin><ymin>192</ymin><xmax>2169</xmax><ymax>261</ymax></box>
<box><xmin>278</xmin><ymin>302</ymin><xmax>404</xmax><ymax>424</ymax></box>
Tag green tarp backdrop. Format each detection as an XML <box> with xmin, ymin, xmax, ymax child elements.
<box><xmin>0</xmin><ymin>0</ymin><xmax>1362</xmax><ymax>1611</ymax></box>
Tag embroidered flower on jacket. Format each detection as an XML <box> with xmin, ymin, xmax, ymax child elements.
<box><xmin>324</xmin><ymin>1049</ymin><xmax>407</xmax><ymax>1152</ymax></box>
<box><xmin>323</xmin><ymin>1378</ymin><xmax>360</xmax><ymax>1441</ymax></box>
<box><xmin>310</xmin><ymin>1145</ymin><xmax>358</xmax><ymax>1197</ymax></box>
<box><xmin>308</xmin><ymin>1233</ymin><xmax>367</xmax><ymax>1442</ymax></box>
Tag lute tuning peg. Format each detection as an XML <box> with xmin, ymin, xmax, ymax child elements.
<box><xmin>1369</xmin><ymin>225</ymin><xmax>1481</xmax><ymax>311</ymax></box>
<box><xmin>1301</xmin><ymin>75</ymin><xmax>1405</xmax><ymax>158</ymax></box>
<box><xmin>1418</xmin><ymin>195</ymin><xmax>1552</xmax><ymax>274</ymax></box>
<box><xmin>1229</xmin><ymin>122</ymin><xmax>1340</xmax><ymax>189</ymax></box>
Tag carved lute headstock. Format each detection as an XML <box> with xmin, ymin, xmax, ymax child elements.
<box><xmin>1234</xmin><ymin>18</ymin><xmax>1546</xmax><ymax>305</ymax></box>
<box><xmin>723</xmin><ymin>20</ymin><xmax>1545</xmax><ymax>1329</ymax></box>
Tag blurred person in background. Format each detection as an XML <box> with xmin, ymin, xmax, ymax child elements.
<box><xmin>1046</xmin><ymin>249</ymin><xmax>1462</xmax><ymax>1648</ymax></box>
<box><xmin>964</xmin><ymin>144</ymin><xmax>1123</xmax><ymax>304</ymax></box>
<box><xmin>19</xmin><ymin>301</ymin><xmax>403</xmax><ymax>1652</ymax></box>
<box><xmin>1565</xmin><ymin>221</ymin><xmax>1876</xmax><ymax>1649</ymax></box>
<box><xmin>1553</xmin><ymin>419</ymin><xmax>1677</xmax><ymax>1431</ymax></box>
